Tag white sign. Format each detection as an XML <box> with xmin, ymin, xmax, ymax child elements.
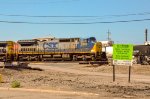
<box><xmin>113</xmin><ymin>60</ymin><xmax>132</xmax><ymax>66</ymax></box>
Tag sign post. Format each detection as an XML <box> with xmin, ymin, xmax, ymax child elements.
<box><xmin>129</xmin><ymin>65</ymin><xmax>131</xmax><ymax>83</ymax></box>
<box><xmin>113</xmin><ymin>44</ymin><xmax>133</xmax><ymax>83</ymax></box>
<box><xmin>113</xmin><ymin>64</ymin><xmax>115</xmax><ymax>82</ymax></box>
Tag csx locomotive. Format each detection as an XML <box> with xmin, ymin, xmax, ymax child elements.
<box><xmin>0</xmin><ymin>37</ymin><xmax>106</xmax><ymax>62</ymax></box>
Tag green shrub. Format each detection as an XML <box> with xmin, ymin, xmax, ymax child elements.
<box><xmin>11</xmin><ymin>80</ymin><xmax>20</xmax><ymax>88</ymax></box>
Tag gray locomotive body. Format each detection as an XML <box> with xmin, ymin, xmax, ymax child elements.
<box><xmin>17</xmin><ymin>37</ymin><xmax>97</xmax><ymax>61</ymax></box>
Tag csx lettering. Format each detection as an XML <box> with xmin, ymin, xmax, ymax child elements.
<box><xmin>44</xmin><ymin>42</ymin><xmax>57</xmax><ymax>49</ymax></box>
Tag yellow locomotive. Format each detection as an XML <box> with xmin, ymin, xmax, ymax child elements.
<box><xmin>0</xmin><ymin>41</ymin><xmax>20</xmax><ymax>62</ymax></box>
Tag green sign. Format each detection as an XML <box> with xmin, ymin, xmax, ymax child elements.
<box><xmin>113</xmin><ymin>44</ymin><xmax>133</xmax><ymax>60</ymax></box>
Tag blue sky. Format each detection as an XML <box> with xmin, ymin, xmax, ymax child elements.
<box><xmin>0</xmin><ymin>0</ymin><xmax>150</xmax><ymax>44</ymax></box>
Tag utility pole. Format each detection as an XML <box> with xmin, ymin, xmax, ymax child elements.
<box><xmin>145</xmin><ymin>29</ymin><xmax>148</xmax><ymax>42</ymax></box>
<box><xmin>107</xmin><ymin>30</ymin><xmax>111</xmax><ymax>41</ymax></box>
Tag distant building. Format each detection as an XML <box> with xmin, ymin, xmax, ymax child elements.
<box><xmin>144</xmin><ymin>41</ymin><xmax>150</xmax><ymax>45</ymax></box>
<box><xmin>98</xmin><ymin>41</ymin><xmax>114</xmax><ymax>58</ymax></box>
<box><xmin>99</xmin><ymin>40</ymin><xmax>114</xmax><ymax>47</ymax></box>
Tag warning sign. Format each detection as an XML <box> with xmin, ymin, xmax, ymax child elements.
<box><xmin>113</xmin><ymin>44</ymin><xmax>133</xmax><ymax>60</ymax></box>
<box><xmin>112</xmin><ymin>44</ymin><xmax>133</xmax><ymax>82</ymax></box>
<box><xmin>113</xmin><ymin>60</ymin><xmax>132</xmax><ymax>66</ymax></box>
<box><xmin>113</xmin><ymin>44</ymin><xmax>133</xmax><ymax>66</ymax></box>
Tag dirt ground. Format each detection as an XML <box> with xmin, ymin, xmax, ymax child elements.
<box><xmin>0</xmin><ymin>62</ymin><xmax>150</xmax><ymax>99</ymax></box>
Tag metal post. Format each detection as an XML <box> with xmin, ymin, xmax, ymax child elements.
<box><xmin>113</xmin><ymin>65</ymin><xmax>115</xmax><ymax>82</ymax></box>
<box><xmin>128</xmin><ymin>65</ymin><xmax>131</xmax><ymax>83</ymax></box>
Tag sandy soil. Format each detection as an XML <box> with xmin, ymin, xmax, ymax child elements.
<box><xmin>0</xmin><ymin>63</ymin><xmax>150</xmax><ymax>99</ymax></box>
